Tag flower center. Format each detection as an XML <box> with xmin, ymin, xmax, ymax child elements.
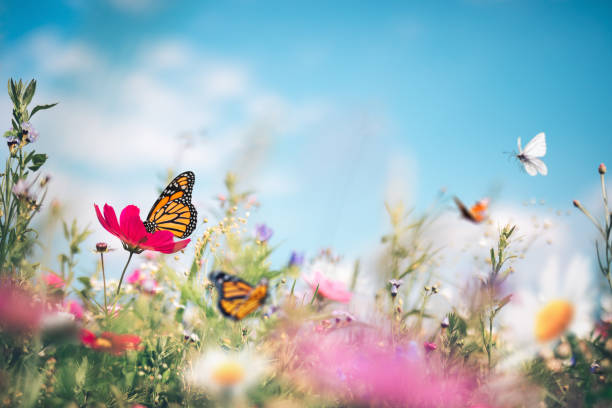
<box><xmin>95</xmin><ymin>338</ymin><xmax>113</xmax><ymax>349</ymax></box>
<box><xmin>211</xmin><ymin>361</ymin><xmax>245</xmax><ymax>386</ymax></box>
<box><xmin>535</xmin><ymin>299</ymin><xmax>574</xmax><ymax>342</ymax></box>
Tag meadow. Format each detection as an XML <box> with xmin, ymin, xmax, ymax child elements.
<box><xmin>0</xmin><ymin>78</ymin><xmax>611</xmax><ymax>407</ymax></box>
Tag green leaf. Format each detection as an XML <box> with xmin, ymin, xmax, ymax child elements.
<box><xmin>77</xmin><ymin>276</ymin><xmax>92</xmax><ymax>289</ymax></box>
<box><xmin>8</xmin><ymin>79</ymin><xmax>19</xmax><ymax>106</ymax></box>
<box><xmin>62</xmin><ymin>221</ymin><xmax>70</xmax><ymax>240</ymax></box>
<box><xmin>28</xmin><ymin>153</ymin><xmax>47</xmax><ymax>171</ymax></box>
<box><xmin>30</xmin><ymin>102</ymin><xmax>58</xmax><ymax>118</ymax></box>
<box><xmin>490</xmin><ymin>248</ymin><xmax>496</xmax><ymax>268</ymax></box>
<box><xmin>22</xmin><ymin>80</ymin><xmax>36</xmax><ymax>106</ymax></box>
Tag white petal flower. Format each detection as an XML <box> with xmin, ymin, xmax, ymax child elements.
<box><xmin>502</xmin><ymin>254</ymin><xmax>594</xmax><ymax>365</ymax></box>
<box><xmin>186</xmin><ymin>347</ymin><xmax>269</xmax><ymax>395</ymax></box>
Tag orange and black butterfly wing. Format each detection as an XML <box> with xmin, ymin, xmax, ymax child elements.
<box><xmin>144</xmin><ymin>171</ymin><xmax>197</xmax><ymax>238</ymax></box>
<box><xmin>232</xmin><ymin>283</ymin><xmax>268</xmax><ymax>320</ymax></box>
<box><xmin>209</xmin><ymin>271</ymin><xmax>268</xmax><ymax>320</ymax></box>
<box><xmin>453</xmin><ymin>196</ymin><xmax>477</xmax><ymax>223</ymax></box>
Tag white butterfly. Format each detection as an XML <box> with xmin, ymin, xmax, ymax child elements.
<box><xmin>516</xmin><ymin>132</ymin><xmax>547</xmax><ymax>176</ymax></box>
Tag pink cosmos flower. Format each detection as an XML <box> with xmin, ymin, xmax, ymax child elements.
<box><xmin>43</xmin><ymin>272</ymin><xmax>65</xmax><ymax>289</ymax></box>
<box><xmin>304</xmin><ymin>269</ymin><xmax>352</xmax><ymax>303</ymax></box>
<box><xmin>94</xmin><ymin>204</ymin><xmax>190</xmax><ymax>254</ymax></box>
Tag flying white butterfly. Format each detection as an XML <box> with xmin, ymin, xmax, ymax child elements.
<box><xmin>516</xmin><ymin>132</ymin><xmax>547</xmax><ymax>176</ymax></box>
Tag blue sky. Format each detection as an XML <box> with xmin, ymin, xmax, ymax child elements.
<box><xmin>0</xmin><ymin>0</ymin><xmax>610</xmax><ymax>278</ymax></box>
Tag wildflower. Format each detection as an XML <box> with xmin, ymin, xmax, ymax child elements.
<box><xmin>0</xmin><ymin>283</ymin><xmax>43</xmax><ymax>332</ymax></box>
<box><xmin>424</xmin><ymin>341</ymin><xmax>437</xmax><ymax>352</ymax></box>
<box><xmin>6</xmin><ymin>136</ymin><xmax>19</xmax><ymax>154</ymax></box>
<box><xmin>95</xmin><ymin>242</ymin><xmax>109</xmax><ymax>253</ymax></box>
<box><xmin>43</xmin><ymin>272</ymin><xmax>65</xmax><ymax>289</ymax></box>
<box><xmin>599</xmin><ymin>163</ymin><xmax>607</xmax><ymax>175</ymax></box>
<box><xmin>80</xmin><ymin>329</ymin><xmax>141</xmax><ymax>355</ymax></box>
<box><xmin>503</xmin><ymin>254</ymin><xmax>594</xmax><ymax>365</ymax></box>
<box><xmin>255</xmin><ymin>223</ymin><xmax>273</xmax><ymax>243</ymax></box>
<box><xmin>21</xmin><ymin>122</ymin><xmax>38</xmax><ymax>143</ymax></box>
<box><xmin>95</xmin><ymin>204</ymin><xmax>190</xmax><ymax>254</ymax></box>
<box><xmin>12</xmin><ymin>179</ymin><xmax>32</xmax><ymax>200</ymax></box>
<box><xmin>186</xmin><ymin>348</ymin><xmax>269</xmax><ymax>395</ymax></box>
<box><xmin>126</xmin><ymin>269</ymin><xmax>159</xmax><ymax>294</ymax></box>
<box><xmin>288</xmin><ymin>251</ymin><xmax>304</xmax><ymax>268</ymax></box>
<box><xmin>304</xmin><ymin>265</ymin><xmax>352</xmax><ymax>303</ymax></box>
<box><xmin>64</xmin><ymin>300</ymin><xmax>84</xmax><ymax>320</ymax></box>
<box><xmin>388</xmin><ymin>279</ymin><xmax>403</xmax><ymax>297</ymax></box>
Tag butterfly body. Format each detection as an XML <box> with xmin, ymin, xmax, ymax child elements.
<box><xmin>144</xmin><ymin>171</ymin><xmax>197</xmax><ymax>238</ymax></box>
<box><xmin>209</xmin><ymin>271</ymin><xmax>268</xmax><ymax>320</ymax></box>
<box><xmin>453</xmin><ymin>196</ymin><xmax>489</xmax><ymax>223</ymax></box>
<box><xmin>516</xmin><ymin>132</ymin><xmax>548</xmax><ymax>176</ymax></box>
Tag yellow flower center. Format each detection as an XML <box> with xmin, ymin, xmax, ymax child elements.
<box><xmin>95</xmin><ymin>338</ymin><xmax>113</xmax><ymax>349</ymax></box>
<box><xmin>211</xmin><ymin>361</ymin><xmax>245</xmax><ymax>386</ymax></box>
<box><xmin>535</xmin><ymin>299</ymin><xmax>574</xmax><ymax>342</ymax></box>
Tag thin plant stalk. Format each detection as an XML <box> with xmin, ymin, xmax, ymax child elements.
<box><xmin>116</xmin><ymin>251</ymin><xmax>135</xmax><ymax>296</ymax></box>
<box><xmin>100</xmin><ymin>252</ymin><xmax>108</xmax><ymax>313</ymax></box>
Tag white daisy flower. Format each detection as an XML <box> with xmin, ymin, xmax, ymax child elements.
<box><xmin>186</xmin><ymin>347</ymin><xmax>269</xmax><ymax>396</ymax></box>
<box><xmin>502</xmin><ymin>254</ymin><xmax>594</xmax><ymax>365</ymax></box>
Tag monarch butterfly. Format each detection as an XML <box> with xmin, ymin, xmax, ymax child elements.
<box><xmin>143</xmin><ymin>171</ymin><xmax>197</xmax><ymax>238</ymax></box>
<box><xmin>516</xmin><ymin>132</ymin><xmax>547</xmax><ymax>176</ymax></box>
<box><xmin>209</xmin><ymin>271</ymin><xmax>268</xmax><ymax>320</ymax></box>
<box><xmin>453</xmin><ymin>196</ymin><xmax>489</xmax><ymax>223</ymax></box>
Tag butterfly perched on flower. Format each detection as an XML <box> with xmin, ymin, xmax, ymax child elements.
<box><xmin>143</xmin><ymin>171</ymin><xmax>197</xmax><ymax>238</ymax></box>
<box><xmin>209</xmin><ymin>271</ymin><xmax>268</xmax><ymax>320</ymax></box>
<box><xmin>453</xmin><ymin>196</ymin><xmax>489</xmax><ymax>223</ymax></box>
<box><xmin>516</xmin><ymin>132</ymin><xmax>547</xmax><ymax>176</ymax></box>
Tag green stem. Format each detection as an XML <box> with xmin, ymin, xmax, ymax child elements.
<box><xmin>100</xmin><ymin>253</ymin><xmax>108</xmax><ymax>314</ymax></box>
<box><xmin>116</xmin><ymin>251</ymin><xmax>134</xmax><ymax>296</ymax></box>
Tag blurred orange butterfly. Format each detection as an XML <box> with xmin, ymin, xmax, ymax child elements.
<box><xmin>209</xmin><ymin>271</ymin><xmax>268</xmax><ymax>320</ymax></box>
<box><xmin>453</xmin><ymin>196</ymin><xmax>489</xmax><ymax>223</ymax></box>
<box><xmin>144</xmin><ymin>171</ymin><xmax>197</xmax><ymax>238</ymax></box>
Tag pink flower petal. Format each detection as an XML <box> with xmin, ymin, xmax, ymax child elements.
<box><xmin>102</xmin><ymin>204</ymin><xmax>122</xmax><ymax>236</ymax></box>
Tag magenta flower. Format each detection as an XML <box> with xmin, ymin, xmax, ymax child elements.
<box><xmin>304</xmin><ymin>269</ymin><xmax>352</xmax><ymax>303</ymax></box>
<box><xmin>94</xmin><ymin>204</ymin><xmax>190</xmax><ymax>254</ymax></box>
<box><xmin>43</xmin><ymin>272</ymin><xmax>65</xmax><ymax>289</ymax></box>
<box><xmin>64</xmin><ymin>300</ymin><xmax>84</xmax><ymax>320</ymax></box>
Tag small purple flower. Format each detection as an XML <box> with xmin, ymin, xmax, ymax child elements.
<box><xmin>288</xmin><ymin>251</ymin><xmax>304</xmax><ymax>267</ymax></box>
<box><xmin>12</xmin><ymin>179</ymin><xmax>31</xmax><ymax>200</ymax></box>
<box><xmin>255</xmin><ymin>224</ymin><xmax>273</xmax><ymax>243</ymax></box>
<box><xmin>21</xmin><ymin>122</ymin><xmax>38</xmax><ymax>143</ymax></box>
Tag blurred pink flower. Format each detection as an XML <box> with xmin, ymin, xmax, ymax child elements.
<box><xmin>304</xmin><ymin>269</ymin><xmax>352</xmax><ymax>303</ymax></box>
<box><xmin>0</xmin><ymin>283</ymin><xmax>43</xmax><ymax>332</ymax></box>
<box><xmin>126</xmin><ymin>269</ymin><xmax>143</xmax><ymax>284</ymax></box>
<box><xmin>64</xmin><ymin>300</ymin><xmax>83</xmax><ymax>320</ymax></box>
<box><xmin>292</xmin><ymin>327</ymin><xmax>473</xmax><ymax>406</ymax></box>
<box><xmin>126</xmin><ymin>269</ymin><xmax>159</xmax><ymax>294</ymax></box>
<box><xmin>43</xmin><ymin>272</ymin><xmax>64</xmax><ymax>289</ymax></box>
<box><xmin>94</xmin><ymin>204</ymin><xmax>190</xmax><ymax>254</ymax></box>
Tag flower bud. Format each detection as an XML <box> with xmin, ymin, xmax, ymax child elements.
<box><xmin>95</xmin><ymin>242</ymin><xmax>108</xmax><ymax>253</ymax></box>
<box><xmin>572</xmin><ymin>199</ymin><xmax>581</xmax><ymax>208</ymax></box>
<box><xmin>599</xmin><ymin>163</ymin><xmax>607</xmax><ymax>175</ymax></box>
